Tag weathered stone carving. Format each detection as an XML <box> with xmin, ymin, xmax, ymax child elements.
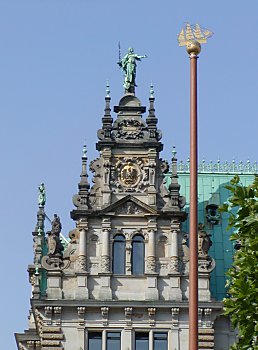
<box><xmin>116</xmin><ymin>201</ymin><xmax>144</xmax><ymax>215</ymax></box>
<box><xmin>101</xmin><ymin>255</ymin><xmax>110</xmax><ymax>273</ymax></box>
<box><xmin>171</xmin><ymin>308</ymin><xmax>180</xmax><ymax>327</ymax></box>
<box><xmin>72</xmin><ymin>193</ymin><xmax>88</xmax><ymax>208</ymax></box>
<box><xmin>89</xmin><ymin>157</ymin><xmax>103</xmax><ymax>206</ymax></box>
<box><xmin>206</xmin><ymin>204</ymin><xmax>220</xmax><ymax>225</ymax></box>
<box><xmin>198</xmin><ymin>224</ymin><xmax>212</xmax><ymax>257</ymax></box>
<box><xmin>110</xmin><ymin>157</ymin><xmax>149</xmax><ymax>193</ymax></box>
<box><xmin>101</xmin><ymin>307</ymin><xmax>109</xmax><ymax>326</ymax></box>
<box><xmin>124</xmin><ymin>307</ymin><xmax>132</xmax><ymax>326</ymax></box>
<box><xmin>157</xmin><ymin>159</ymin><xmax>170</xmax><ymax>206</ymax></box>
<box><xmin>169</xmin><ymin>256</ymin><xmax>179</xmax><ymax>273</ymax></box>
<box><xmin>146</xmin><ymin>256</ymin><xmax>156</xmax><ymax>273</ymax></box>
<box><xmin>198</xmin><ymin>257</ymin><xmax>215</xmax><ymax>273</ymax></box>
<box><xmin>46</xmin><ymin>215</ymin><xmax>64</xmax><ymax>257</ymax></box>
<box><xmin>204</xmin><ymin>308</ymin><xmax>213</xmax><ymax>327</ymax></box>
<box><xmin>53</xmin><ymin>307</ymin><xmax>62</xmax><ymax>325</ymax></box>
<box><xmin>18</xmin><ymin>342</ymin><xmax>26</xmax><ymax>350</ymax></box>
<box><xmin>45</xmin><ymin>306</ymin><xmax>53</xmax><ymax>318</ymax></box>
<box><xmin>41</xmin><ymin>215</ymin><xmax>69</xmax><ymax>270</ymax></box>
<box><xmin>115</xmin><ymin>119</ymin><xmax>144</xmax><ymax>139</ymax></box>
<box><xmin>34</xmin><ymin>308</ymin><xmax>44</xmax><ymax>337</ymax></box>
<box><xmin>68</xmin><ymin>229</ymin><xmax>79</xmax><ymax>244</ymax></box>
<box><xmin>78</xmin><ymin>256</ymin><xmax>87</xmax><ymax>271</ymax></box>
<box><xmin>148</xmin><ymin>307</ymin><xmax>156</xmax><ymax>326</ymax></box>
<box><xmin>77</xmin><ymin>307</ymin><xmax>86</xmax><ymax>325</ymax></box>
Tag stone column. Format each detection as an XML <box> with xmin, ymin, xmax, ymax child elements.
<box><xmin>98</xmin><ymin>218</ymin><xmax>112</xmax><ymax>300</ymax></box>
<box><xmin>149</xmin><ymin>330</ymin><xmax>154</xmax><ymax>350</ymax></box>
<box><xmin>145</xmin><ymin>226</ymin><xmax>159</xmax><ymax>300</ymax></box>
<box><xmin>78</xmin><ymin>228</ymin><xmax>87</xmax><ymax>271</ymax></box>
<box><xmin>170</xmin><ymin>228</ymin><xmax>179</xmax><ymax>273</ymax></box>
<box><xmin>76</xmin><ymin>220</ymin><xmax>89</xmax><ymax>299</ymax></box>
<box><xmin>122</xmin><ymin>329</ymin><xmax>132</xmax><ymax>350</ymax></box>
<box><xmin>147</xmin><ymin>229</ymin><xmax>156</xmax><ymax>273</ymax></box>
<box><xmin>168</xmin><ymin>221</ymin><xmax>182</xmax><ymax>301</ymax></box>
<box><xmin>101</xmin><ymin>229</ymin><xmax>110</xmax><ymax>273</ymax></box>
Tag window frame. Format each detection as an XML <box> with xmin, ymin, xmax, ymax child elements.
<box><xmin>113</xmin><ymin>234</ymin><xmax>126</xmax><ymax>275</ymax></box>
<box><xmin>132</xmin><ymin>234</ymin><xmax>145</xmax><ymax>275</ymax></box>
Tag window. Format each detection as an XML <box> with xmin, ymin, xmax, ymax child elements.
<box><xmin>88</xmin><ymin>332</ymin><xmax>121</xmax><ymax>350</ymax></box>
<box><xmin>135</xmin><ymin>332</ymin><xmax>149</xmax><ymax>350</ymax></box>
<box><xmin>132</xmin><ymin>235</ymin><xmax>145</xmax><ymax>275</ymax></box>
<box><xmin>113</xmin><ymin>234</ymin><xmax>126</xmax><ymax>274</ymax></box>
<box><xmin>153</xmin><ymin>333</ymin><xmax>168</xmax><ymax>350</ymax></box>
<box><xmin>107</xmin><ymin>332</ymin><xmax>121</xmax><ymax>350</ymax></box>
<box><xmin>88</xmin><ymin>332</ymin><xmax>102</xmax><ymax>350</ymax></box>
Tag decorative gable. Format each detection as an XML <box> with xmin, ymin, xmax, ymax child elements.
<box><xmin>100</xmin><ymin>195</ymin><xmax>157</xmax><ymax>215</ymax></box>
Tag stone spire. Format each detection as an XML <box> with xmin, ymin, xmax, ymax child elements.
<box><xmin>72</xmin><ymin>145</ymin><xmax>90</xmax><ymax>210</ymax></box>
<box><xmin>97</xmin><ymin>83</ymin><xmax>113</xmax><ymax>141</ymax></box>
<box><xmin>146</xmin><ymin>83</ymin><xmax>158</xmax><ymax>139</ymax></box>
<box><xmin>168</xmin><ymin>146</ymin><xmax>185</xmax><ymax>209</ymax></box>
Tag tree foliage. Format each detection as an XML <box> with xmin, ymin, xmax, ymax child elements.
<box><xmin>220</xmin><ymin>175</ymin><xmax>258</xmax><ymax>350</ymax></box>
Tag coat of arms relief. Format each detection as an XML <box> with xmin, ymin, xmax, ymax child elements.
<box><xmin>110</xmin><ymin>156</ymin><xmax>150</xmax><ymax>193</ymax></box>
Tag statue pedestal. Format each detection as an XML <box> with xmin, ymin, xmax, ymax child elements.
<box><xmin>168</xmin><ymin>275</ymin><xmax>182</xmax><ymax>301</ymax></box>
<box><xmin>47</xmin><ymin>271</ymin><xmax>62</xmax><ymax>299</ymax></box>
<box><xmin>75</xmin><ymin>272</ymin><xmax>89</xmax><ymax>299</ymax></box>
<box><xmin>98</xmin><ymin>275</ymin><xmax>112</xmax><ymax>300</ymax></box>
<box><xmin>145</xmin><ymin>275</ymin><xmax>159</xmax><ymax>300</ymax></box>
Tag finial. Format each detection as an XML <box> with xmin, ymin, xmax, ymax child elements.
<box><xmin>38</xmin><ymin>183</ymin><xmax>46</xmax><ymax>208</ymax></box>
<box><xmin>172</xmin><ymin>145</ymin><xmax>177</xmax><ymax>159</ymax></box>
<box><xmin>150</xmin><ymin>83</ymin><xmax>154</xmax><ymax>98</ymax></box>
<box><xmin>105</xmin><ymin>81</ymin><xmax>110</xmax><ymax>97</ymax></box>
<box><xmin>82</xmin><ymin>144</ymin><xmax>87</xmax><ymax>158</ymax></box>
<box><xmin>178</xmin><ymin>23</ymin><xmax>213</xmax><ymax>56</ymax></box>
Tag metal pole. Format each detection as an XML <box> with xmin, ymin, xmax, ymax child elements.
<box><xmin>178</xmin><ymin>23</ymin><xmax>212</xmax><ymax>350</ymax></box>
<box><xmin>189</xmin><ymin>52</ymin><xmax>198</xmax><ymax>350</ymax></box>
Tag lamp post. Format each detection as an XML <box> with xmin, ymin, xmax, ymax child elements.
<box><xmin>178</xmin><ymin>23</ymin><xmax>213</xmax><ymax>350</ymax></box>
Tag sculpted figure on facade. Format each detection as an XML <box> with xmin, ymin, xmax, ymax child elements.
<box><xmin>89</xmin><ymin>157</ymin><xmax>104</xmax><ymax>206</ymax></box>
<box><xmin>46</xmin><ymin>214</ymin><xmax>64</xmax><ymax>257</ymax></box>
<box><xmin>157</xmin><ymin>159</ymin><xmax>170</xmax><ymax>207</ymax></box>
<box><xmin>198</xmin><ymin>223</ymin><xmax>212</xmax><ymax>257</ymax></box>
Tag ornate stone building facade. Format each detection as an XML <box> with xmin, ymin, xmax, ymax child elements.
<box><xmin>15</xmin><ymin>85</ymin><xmax>236</xmax><ymax>349</ymax></box>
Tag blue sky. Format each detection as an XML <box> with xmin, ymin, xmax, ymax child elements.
<box><xmin>0</xmin><ymin>0</ymin><xmax>257</xmax><ymax>348</ymax></box>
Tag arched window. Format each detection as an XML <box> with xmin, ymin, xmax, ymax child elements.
<box><xmin>113</xmin><ymin>234</ymin><xmax>125</xmax><ymax>274</ymax></box>
<box><xmin>132</xmin><ymin>235</ymin><xmax>145</xmax><ymax>275</ymax></box>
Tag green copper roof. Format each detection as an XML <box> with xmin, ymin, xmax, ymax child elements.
<box><xmin>166</xmin><ymin>169</ymin><xmax>255</xmax><ymax>301</ymax></box>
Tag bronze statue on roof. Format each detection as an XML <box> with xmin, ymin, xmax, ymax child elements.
<box><xmin>118</xmin><ymin>47</ymin><xmax>147</xmax><ymax>93</ymax></box>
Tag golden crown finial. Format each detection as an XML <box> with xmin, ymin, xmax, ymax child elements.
<box><xmin>178</xmin><ymin>23</ymin><xmax>213</xmax><ymax>55</ymax></box>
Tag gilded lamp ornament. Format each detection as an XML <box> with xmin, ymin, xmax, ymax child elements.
<box><xmin>178</xmin><ymin>23</ymin><xmax>213</xmax><ymax>55</ymax></box>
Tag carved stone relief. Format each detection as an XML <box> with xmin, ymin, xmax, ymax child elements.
<box><xmin>112</xmin><ymin>118</ymin><xmax>146</xmax><ymax>140</ymax></box>
<box><xmin>146</xmin><ymin>256</ymin><xmax>156</xmax><ymax>273</ymax></box>
<box><xmin>118</xmin><ymin>119</ymin><xmax>144</xmax><ymax>139</ymax></box>
<box><xmin>110</xmin><ymin>157</ymin><xmax>149</xmax><ymax>193</ymax></box>
<box><xmin>115</xmin><ymin>201</ymin><xmax>144</xmax><ymax>215</ymax></box>
<box><xmin>101</xmin><ymin>255</ymin><xmax>110</xmax><ymax>273</ymax></box>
